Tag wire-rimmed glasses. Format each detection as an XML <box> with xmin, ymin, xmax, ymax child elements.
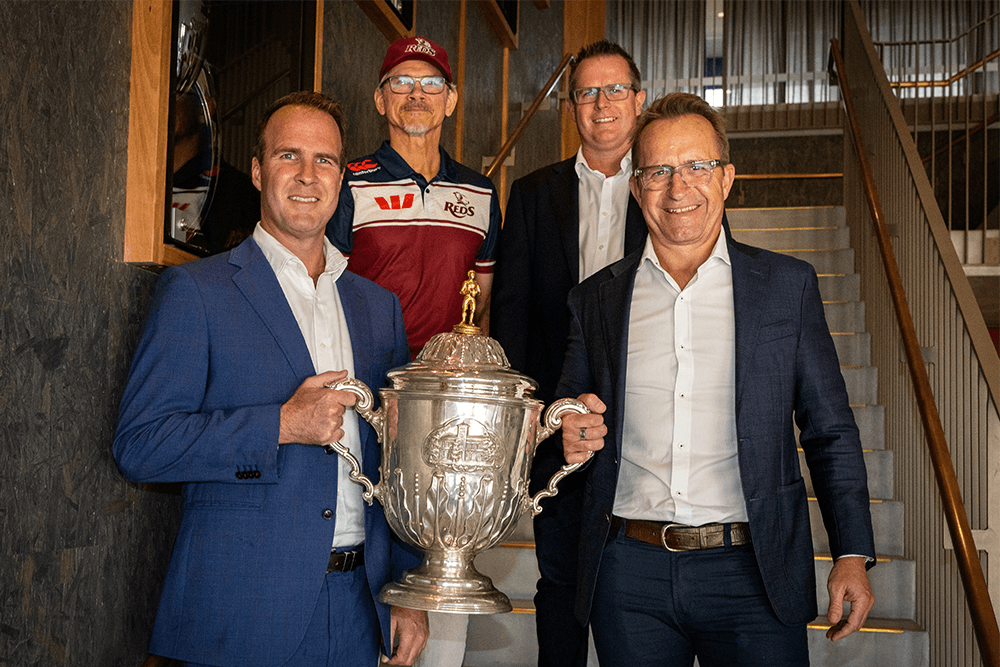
<box><xmin>632</xmin><ymin>159</ymin><xmax>728</xmax><ymax>190</ymax></box>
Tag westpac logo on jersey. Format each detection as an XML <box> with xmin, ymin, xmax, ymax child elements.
<box><xmin>375</xmin><ymin>193</ymin><xmax>415</xmax><ymax>210</ymax></box>
<box><xmin>443</xmin><ymin>191</ymin><xmax>475</xmax><ymax>218</ymax></box>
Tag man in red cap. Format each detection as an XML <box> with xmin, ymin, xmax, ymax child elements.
<box><xmin>327</xmin><ymin>36</ymin><xmax>501</xmax><ymax>358</ymax></box>
<box><xmin>325</xmin><ymin>35</ymin><xmax>502</xmax><ymax>667</ymax></box>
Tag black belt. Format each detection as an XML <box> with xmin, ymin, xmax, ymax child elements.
<box><xmin>327</xmin><ymin>546</ymin><xmax>364</xmax><ymax>573</ymax></box>
<box><xmin>611</xmin><ymin>516</ymin><xmax>751</xmax><ymax>551</ymax></box>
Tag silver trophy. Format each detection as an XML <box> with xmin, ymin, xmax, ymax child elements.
<box><xmin>326</xmin><ymin>272</ymin><xmax>589</xmax><ymax>614</ymax></box>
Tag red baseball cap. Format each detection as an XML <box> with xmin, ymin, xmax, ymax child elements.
<box><xmin>378</xmin><ymin>36</ymin><xmax>452</xmax><ymax>83</ymax></box>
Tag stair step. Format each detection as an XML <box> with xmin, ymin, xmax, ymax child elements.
<box><xmin>833</xmin><ymin>332</ymin><xmax>871</xmax><ymax>366</ymax></box>
<box><xmin>731</xmin><ymin>226</ymin><xmax>851</xmax><ymax>251</ymax></box>
<box><xmin>800</xmin><ymin>448</ymin><xmax>893</xmax><ymax>500</ymax></box>
<box><xmin>815</xmin><ymin>556</ymin><xmax>916</xmax><ymax>620</ymax></box>
<box><xmin>727</xmin><ymin>206</ymin><xmax>847</xmax><ymax>229</ymax></box>
<box><xmin>841</xmin><ymin>366</ymin><xmax>878</xmax><ymax>406</ymax></box>
<box><xmin>852</xmin><ymin>405</ymin><xmax>885</xmax><ymax>450</ymax></box>
<box><xmin>784</xmin><ymin>248</ymin><xmax>855</xmax><ymax>274</ymax></box>
<box><xmin>811</xmin><ymin>499</ymin><xmax>904</xmax><ymax>556</ymax></box>
<box><xmin>805</xmin><ymin>616</ymin><xmax>928</xmax><ymax>667</ymax></box>
<box><xmin>818</xmin><ymin>273</ymin><xmax>860</xmax><ymax>302</ymax></box>
<box><xmin>824</xmin><ymin>300</ymin><xmax>865</xmax><ymax>333</ymax></box>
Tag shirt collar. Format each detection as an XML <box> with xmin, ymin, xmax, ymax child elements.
<box><xmin>375</xmin><ymin>140</ymin><xmax>455</xmax><ymax>183</ymax></box>
<box><xmin>639</xmin><ymin>220</ymin><xmax>732</xmax><ymax>277</ymax></box>
<box><xmin>574</xmin><ymin>147</ymin><xmax>633</xmax><ymax>179</ymax></box>
<box><xmin>252</xmin><ymin>223</ymin><xmax>348</xmax><ymax>281</ymax></box>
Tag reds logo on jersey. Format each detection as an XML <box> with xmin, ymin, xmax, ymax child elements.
<box><xmin>444</xmin><ymin>191</ymin><xmax>475</xmax><ymax>218</ymax></box>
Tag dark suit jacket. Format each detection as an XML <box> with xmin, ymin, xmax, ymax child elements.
<box><xmin>492</xmin><ymin>156</ymin><xmax>647</xmax><ymax>408</ymax></box>
<box><xmin>556</xmin><ymin>225</ymin><xmax>876</xmax><ymax>627</ymax></box>
<box><xmin>113</xmin><ymin>237</ymin><xmax>414</xmax><ymax>666</ymax></box>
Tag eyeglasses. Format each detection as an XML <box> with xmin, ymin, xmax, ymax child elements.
<box><xmin>382</xmin><ymin>75</ymin><xmax>448</xmax><ymax>95</ymax></box>
<box><xmin>570</xmin><ymin>83</ymin><xmax>636</xmax><ymax>105</ymax></box>
<box><xmin>633</xmin><ymin>159</ymin><xmax>728</xmax><ymax>190</ymax></box>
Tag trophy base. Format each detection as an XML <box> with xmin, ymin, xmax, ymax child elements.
<box><xmin>378</xmin><ymin>552</ymin><xmax>513</xmax><ymax>614</ymax></box>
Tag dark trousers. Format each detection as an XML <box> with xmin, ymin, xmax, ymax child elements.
<box><xmin>590</xmin><ymin>530</ymin><xmax>809</xmax><ymax>667</ymax></box>
<box><xmin>182</xmin><ymin>567</ymin><xmax>380</xmax><ymax>667</ymax></box>
<box><xmin>531</xmin><ymin>441</ymin><xmax>590</xmax><ymax>667</ymax></box>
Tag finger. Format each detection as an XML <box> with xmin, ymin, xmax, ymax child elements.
<box><xmin>579</xmin><ymin>393</ymin><xmax>606</xmax><ymax>414</ymax></box>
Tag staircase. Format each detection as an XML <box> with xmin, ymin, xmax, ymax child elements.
<box><xmin>463</xmin><ymin>205</ymin><xmax>930</xmax><ymax>666</ymax></box>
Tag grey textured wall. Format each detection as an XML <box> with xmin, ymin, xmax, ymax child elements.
<box><xmin>0</xmin><ymin>2</ymin><xmax>182</xmax><ymax>666</ymax></box>
<box><xmin>0</xmin><ymin>2</ymin><xmax>565</xmax><ymax>665</ymax></box>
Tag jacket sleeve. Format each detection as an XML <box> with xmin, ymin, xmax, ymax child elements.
<box><xmin>794</xmin><ymin>267</ymin><xmax>876</xmax><ymax>563</ymax></box>
<box><xmin>113</xmin><ymin>267</ymin><xmax>281</xmax><ymax>484</ymax></box>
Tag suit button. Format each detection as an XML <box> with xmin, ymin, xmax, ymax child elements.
<box><xmin>253</xmin><ymin>471</ymin><xmax>261</xmax><ymax>479</ymax></box>
<box><xmin>235</xmin><ymin>471</ymin><xmax>243</xmax><ymax>479</ymax></box>
<box><xmin>322</xmin><ymin>509</ymin><xmax>334</xmax><ymax>520</ymax></box>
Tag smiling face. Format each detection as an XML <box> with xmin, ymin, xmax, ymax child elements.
<box><xmin>570</xmin><ymin>54</ymin><xmax>646</xmax><ymax>158</ymax></box>
<box><xmin>375</xmin><ymin>59</ymin><xmax>457</xmax><ymax>139</ymax></box>
<box><xmin>630</xmin><ymin>114</ymin><xmax>735</xmax><ymax>255</ymax></box>
<box><xmin>251</xmin><ymin>105</ymin><xmax>344</xmax><ymax>246</ymax></box>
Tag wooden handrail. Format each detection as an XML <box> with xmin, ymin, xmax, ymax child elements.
<box><xmin>485</xmin><ymin>52</ymin><xmax>573</xmax><ymax>179</ymax></box>
<box><xmin>887</xmin><ymin>47</ymin><xmax>999</xmax><ymax>88</ymax></box>
<box><xmin>831</xmin><ymin>36</ymin><xmax>1000</xmax><ymax>666</ymax></box>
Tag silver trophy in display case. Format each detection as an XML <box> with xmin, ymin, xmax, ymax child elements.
<box><xmin>326</xmin><ymin>272</ymin><xmax>589</xmax><ymax>614</ymax></box>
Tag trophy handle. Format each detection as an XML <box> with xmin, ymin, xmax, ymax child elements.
<box><xmin>322</xmin><ymin>378</ymin><xmax>383</xmax><ymax>506</ymax></box>
<box><xmin>528</xmin><ymin>398</ymin><xmax>592</xmax><ymax>517</ymax></box>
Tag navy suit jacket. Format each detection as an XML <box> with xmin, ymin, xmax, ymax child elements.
<box><xmin>114</xmin><ymin>237</ymin><xmax>415</xmax><ymax>666</ymax></box>
<box><xmin>492</xmin><ymin>156</ymin><xmax>647</xmax><ymax>409</ymax></box>
<box><xmin>556</xmin><ymin>224</ymin><xmax>876</xmax><ymax>627</ymax></box>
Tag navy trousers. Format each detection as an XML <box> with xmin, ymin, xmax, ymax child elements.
<box><xmin>590</xmin><ymin>528</ymin><xmax>809</xmax><ymax>667</ymax></box>
<box><xmin>181</xmin><ymin>566</ymin><xmax>380</xmax><ymax>667</ymax></box>
<box><xmin>531</xmin><ymin>439</ymin><xmax>590</xmax><ymax>667</ymax></box>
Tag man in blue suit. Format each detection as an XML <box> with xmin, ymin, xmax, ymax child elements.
<box><xmin>557</xmin><ymin>93</ymin><xmax>876</xmax><ymax>666</ymax></box>
<box><xmin>114</xmin><ymin>91</ymin><xmax>428</xmax><ymax>667</ymax></box>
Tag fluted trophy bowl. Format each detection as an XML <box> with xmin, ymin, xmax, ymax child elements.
<box><xmin>326</xmin><ymin>276</ymin><xmax>589</xmax><ymax>614</ymax></box>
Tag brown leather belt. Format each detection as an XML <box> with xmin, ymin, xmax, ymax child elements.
<box><xmin>611</xmin><ymin>516</ymin><xmax>751</xmax><ymax>552</ymax></box>
<box><xmin>327</xmin><ymin>547</ymin><xmax>364</xmax><ymax>573</ymax></box>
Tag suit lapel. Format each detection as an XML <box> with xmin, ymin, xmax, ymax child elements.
<box><xmin>335</xmin><ymin>273</ymin><xmax>381</xmax><ymax>463</ymax></box>
<box><xmin>600</xmin><ymin>253</ymin><xmax>641</xmax><ymax>455</ymax></box>
<box><xmin>623</xmin><ymin>194</ymin><xmax>647</xmax><ymax>254</ymax></box>
<box><xmin>728</xmin><ymin>229</ymin><xmax>769</xmax><ymax>421</ymax></box>
<box><xmin>230</xmin><ymin>239</ymin><xmax>315</xmax><ymax>380</ymax></box>
<box><xmin>550</xmin><ymin>158</ymin><xmax>582</xmax><ymax>285</ymax></box>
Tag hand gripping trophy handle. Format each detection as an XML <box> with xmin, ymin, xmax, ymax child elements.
<box><xmin>527</xmin><ymin>398</ymin><xmax>592</xmax><ymax>517</ymax></box>
<box><xmin>322</xmin><ymin>378</ymin><xmax>383</xmax><ymax>506</ymax></box>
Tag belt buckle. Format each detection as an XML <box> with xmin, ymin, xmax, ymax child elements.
<box><xmin>659</xmin><ymin>522</ymin><xmax>685</xmax><ymax>552</ymax></box>
<box><xmin>342</xmin><ymin>550</ymin><xmax>356</xmax><ymax>571</ymax></box>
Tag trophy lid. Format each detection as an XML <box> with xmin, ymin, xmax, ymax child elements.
<box><xmin>386</xmin><ymin>273</ymin><xmax>539</xmax><ymax>400</ymax></box>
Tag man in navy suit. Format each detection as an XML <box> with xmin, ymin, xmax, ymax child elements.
<box><xmin>491</xmin><ymin>40</ymin><xmax>647</xmax><ymax>667</ymax></box>
<box><xmin>557</xmin><ymin>92</ymin><xmax>876</xmax><ymax>666</ymax></box>
<box><xmin>114</xmin><ymin>91</ymin><xmax>428</xmax><ymax>667</ymax></box>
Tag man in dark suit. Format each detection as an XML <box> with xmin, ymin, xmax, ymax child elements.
<box><xmin>491</xmin><ymin>40</ymin><xmax>647</xmax><ymax>667</ymax></box>
<box><xmin>114</xmin><ymin>91</ymin><xmax>428</xmax><ymax>667</ymax></box>
<box><xmin>558</xmin><ymin>92</ymin><xmax>876</xmax><ymax>666</ymax></box>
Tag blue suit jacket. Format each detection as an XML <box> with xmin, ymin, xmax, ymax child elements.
<box><xmin>556</xmin><ymin>224</ymin><xmax>876</xmax><ymax>627</ymax></box>
<box><xmin>114</xmin><ymin>237</ymin><xmax>415</xmax><ymax>666</ymax></box>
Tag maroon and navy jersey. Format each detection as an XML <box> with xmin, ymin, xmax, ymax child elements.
<box><xmin>327</xmin><ymin>142</ymin><xmax>501</xmax><ymax>357</ymax></box>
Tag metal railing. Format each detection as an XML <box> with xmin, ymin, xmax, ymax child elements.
<box><xmin>873</xmin><ymin>9</ymin><xmax>999</xmax><ymax>271</ymax></box>
<box><xmin>837</xmin><ymin>2</ymin><xmax>1000</xmax><ymax>664</ymax></box>
<box><xmin>485</xmin><ymin>53</ymin><xmax>572</xmax><ymax>180</ymax></box>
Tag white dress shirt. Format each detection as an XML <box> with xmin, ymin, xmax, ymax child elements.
<box><xmin>615</xmin><ymin>231</ymin><xmax>749</xmax><ymax>525</ymax></box>
<box><xmin>253</xmin><ymin>224</ymin><xmax>365</xmax><ymax>548</ymax></box>
<box><xmin>575</xmin><ymin>147</ymin><xmax>632</xmax><ymax>282</ymax></box>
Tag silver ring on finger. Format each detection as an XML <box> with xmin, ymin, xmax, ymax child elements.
<box><xmin>579</xmin><ymin>427</ymin><xmax>587</xmax><ymax>441</ymax></box>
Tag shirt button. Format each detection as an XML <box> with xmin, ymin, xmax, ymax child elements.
<box><xmin>322</xmin><ymin>509</ymin><xmax>334</xmax><ymax>520</ymax></box>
